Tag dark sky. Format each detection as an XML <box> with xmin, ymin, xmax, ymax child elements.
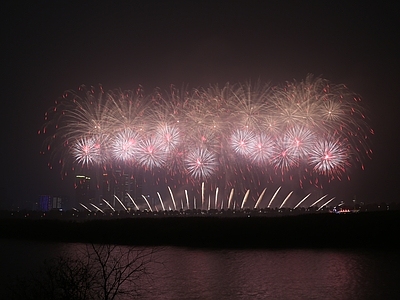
<box><xmin>2</xmin><ymin>1</ymin><xmax>399</xmax><ymax>209</ymax></box>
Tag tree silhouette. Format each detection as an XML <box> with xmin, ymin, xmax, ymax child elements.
<box><xmin>8</xmin><ymin>244</ymin><xmax>160</xmax><ymax>300</ymax></box>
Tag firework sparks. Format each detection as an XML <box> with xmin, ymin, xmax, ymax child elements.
<box><xmin>42</xmin><ymin>76</ymin><xmax>373</xmax><ymax>198</ymax></box>
<box><xmin>111</xmin><ymin>128</ymin><xmax>141</xmax><ymax>162</ymax></box>
<box><xmin>230</xmin><ymin>129</ymin><xmax>255</xmax><ymax>158</ymax></box>
<box><xmin>293</xmin><ymin>193</ymin><xmax>311</xmax><ymax>209</ymax></box>
<box><xmin>184</xmin><ymin>148</ymin><xmax>218</xmax><ymax>180</ymax></box>
<box><xmin>71</xmin><ymin>137</ymin><xmax>103</xmax><ymax>166</ymax></box>
<box><xmin>102</xmin><ymin>198</ymin><xmax>115</xmax><ymax>212</ymax></box>
<box><xmin>310</xmin><ymin>139</ymin><xmax>350</xmax><ymax>179</ymax></box>
<box><xmin>254</xmin><ymin>187</ymin><xmax>267</xmax><ymax>209</ymax></box>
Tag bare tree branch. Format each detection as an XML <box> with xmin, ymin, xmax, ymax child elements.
<box><xmin>7</xmin><ymin>243</ymin><xmax>162</xmax><ymax>300</ymax></box>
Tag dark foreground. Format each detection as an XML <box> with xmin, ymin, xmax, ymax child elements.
<box><xmin>1</xmin><ymin>211</ymin><xmax>399</xmax><ymax>249</ymax></box>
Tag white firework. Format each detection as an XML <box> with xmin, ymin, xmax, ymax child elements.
<box><xmin>248</xmin><ymin>132</ymin><xmax>274</xmax><ymax>165</ymax></box>
<box><xmin>184</xmin><ymin>148</ymin><xmax>218</xmax><ymax>180</ymax></box>
<box><xmin>309</xmin><ymin>139</ymin><xmax>350</xmax><ymax>177</ymax></box>
<box><xmin>155</xmin><ymin>123</ymin><xmax>181</xmax><ymax>152</ymax></box>
<box><xmin>71</xmin><ymin>136</ymin><xmax>104</xmax><ymax>166</ymax></box>
<box><xmin>283</xmin><ymin>125</ymin><xmax>316</xmax><ymax>158</ymax></box>
<box><xmin>136</xmin><ymin>137</ymin><xmax>167</xmax><ymax>169</ymax></box>
<box><xmin>110</xmin><ymin>128</ymin><xmax>141</xmax><ymax>162</ymax></box>
<box><xmin>271</xmin><ymin>138</ymin><xmax>299</xmax><ymax>172</ymax></box>
<box><xmin>230</xmin><ymin>129</ymin><xmax>255</xmax><ymax>158</ymax></box>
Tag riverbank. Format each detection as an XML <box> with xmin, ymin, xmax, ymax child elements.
<box><xmin>1</xmin><ymin>210</ymin><xmax>399</xmax><ymax>249</ymax></box>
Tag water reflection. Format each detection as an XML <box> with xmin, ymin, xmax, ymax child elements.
<box><xmin>1</xmin><ymin>239</ymin><xmax>399</xmax><ymax>299</ymax></box>
<box><xmin>145</xmin><ymin>249</ymin><xmax>370</xmax><ymax>299</ymax></box>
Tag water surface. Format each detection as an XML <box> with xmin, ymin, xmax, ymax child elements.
<box><xmin>1</xmin><ymin>239</ymin><xmax>399</xmax><ymax>299</ymax></box>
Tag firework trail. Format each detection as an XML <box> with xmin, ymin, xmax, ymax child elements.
<box><xmin>254</xmin><ymin>187</ymin><xmax>267</xmax><ymax>209</ymax></box>
<box><xmin>114</xmin><ymin>195</ymin><xmax>128</xmax><ymax>212</ymax></box>
<box><xmin>157</xmin><ymin>192</ymin><xmax>166</xmax><ymax>211</ymax></box>
<box><xmin>126</xmin><ymin>193</ymin><xmax>139</xmax><ymax>211</ymax></box>
<box><xmin>102</xmin><ymin>198</ymin><xmax>115</xmax><ymax>212</ymax></box>
<box><xmin>293</xmin><ymin>193</ymin><xmax>311</xmax><ymax>209</ymax></box>
<box><xmin>268</xmin><ymin>186</ymin><xmax>282</xmax><ymax>208</ymax></box>
<box><xmin>228</xmin><ymin>188</ymin><xmax>235</xmax><ymax>209</ymax></box>
<box><xmin>214</xmin><ymin>187</ymin><xmax>219</xmax><ymax>209</ymax></box>
<box><xmin>241</xmin><ymin>189</ymin><xmax>251</xmax><ymax>209</ymax></box>
<box><xmin>41</xmin><ymin>76</ymin><xmax>373</xmax><ymax>204</ymax></box>
<box><xmin>317</xmin><ymin>197</ymin><xmax>336</xmax><ymax>211</ymax></box>
<box><xmin>141</xmin><ymin>195</ymin><xmax>153</xmax><ymax>212</ymax></box>
<box><xmin>309</xmin><ymin>195</ymin><xmax>328</xmax><ymax>207</ymax></box>
<box><xmin>168</xmin><ymin>186</ymin><xmax>177</xmax><ymax>211</ymax></box>
<box><xmin>90</xmin><ymin>203</ymin><xmax>105</xmax><ymax>214</ymax></box>
<box><xmin>279</xmin><ymin>191</ymin><xmax>293</xmax><ymax>209</ymax></box>
<box><xmin>79</xmin><ymin>203</ymin><xmax>91</xmax><ymax>212</ymax></box>
<box><xmin>185</xmin><ymin>190</ymin><xmax>189</xmax><ymax>209</ymax></box>
<box><xmin>201</xmin><ymin>182</ymin><xmax>205</xmax><ymax>209</ymax></box>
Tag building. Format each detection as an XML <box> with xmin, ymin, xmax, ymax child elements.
<box><xmin>51</xmin><ymin>196</ymin><xmax>63</xmax><ymax>210</ymax></box>
<box><xmin>38</xmin><ymin>195</ymin><xmax>65</xmax><ymax>211</ymax></box>
<box><xmin>101</xmin><ymin>169</ymin><xmax>143</xmax><ymax>211</ymax></box>
<box><xmin>75</xmin><ymin>175</ymin><xmax>94</xmax><ymax>209</ymax></box>
<box><xmin>39</xmin><ymin>195</ymin><xmax>52</xmax><ymax>211</ymax></box>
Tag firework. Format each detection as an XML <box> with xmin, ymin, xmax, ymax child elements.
<box><xmin>110</xmin><ymin>128</ymin><xmax>141</xmax><ymax>162</ymax></box>
<box><xmin>254</xmin><ymin>187</ymin><xmax>267</xmax><ymax>209</ymax></box>
<box><xmin>309</xmin><ymin>138</ymin><xmax>350</xmax><ymax>179</ymax></box>
<box><xmin>71</xmin><ymin>137</ymin><xmax>103</xmax><ymax>166</ymax></box>
<box><xmin>230</xmin><ymin>129</ymin><xmax>255</xmax><ymax>158</ymax></box>
<box><xmin>41</xmin><ymin>76</ymin><xmax>373</xmax><ymax>199</ymax></box>
<box><xmin>248</xmin><ymin>133</ymin><xmax>274</xmax><ymax>165</ymax></box>
<box><xmin>184</xmin><ymin>148</ymin><xmax>218</xmax><ymax>180</ymax></box>
<box><xmin>136</xmin><ymin>137</ymin><xmax>167</xmax><ymax>170</ymax></box>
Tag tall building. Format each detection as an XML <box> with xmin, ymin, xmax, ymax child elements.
<box><xmin>38</xmin><ymin>195</ymin><xmax>65</xmax><ymax>211</ymax></box>
<box><xmin>51</xmin><ymin>196</ymin><xmax>63</xmax><ymax>210</ymax></box>
<box><xmin>101</xmin><ymin>169</ymin><xmax>143</xmax><ymax>211</ymax></box>
<box><xmin>101</xmin><ymin>172</ymin><xmax>113</xmax><ymax>204</ymax></box>
<box><xmin>39</xmin><ymin>195</ymin><xmax>52</xmax><ymax>211</ymax></box>
<box><xmin>75</xmin><ymin>175</ymin><xmax>94</xmax><ymax>209</ymax></box>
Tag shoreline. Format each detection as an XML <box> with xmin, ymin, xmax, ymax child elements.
<box><xmin>1</xmin><ymin>210</ymin><xmax>399</xmax><ymax>249</ymax></box>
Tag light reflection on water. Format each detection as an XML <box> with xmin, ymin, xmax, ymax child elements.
<box><xmin>145</xmin><ymin>248</ymin><xmax>371</xmax><ymax>300</ymax></box>
<box><xmin>1</xmin><ymin>239</ymin><xmax>399</xmax><ymax>299</ymax></box>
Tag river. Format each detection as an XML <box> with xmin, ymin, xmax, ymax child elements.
<box><xmin>1</xmin><ymin>239</ymin><xmax>399</xmax><ymax>299</ymax></box>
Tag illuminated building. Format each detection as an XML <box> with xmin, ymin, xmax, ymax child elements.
<box><xmin>75</xmin><ymin>175</ymin><xmax>94</xmax><ymax>208</ymax></box>
<box><xmin>39</xmin><ymin>195</ymin><xmax>51</xmax><ymax>211</ymax></box>
<box><xmin>101</xmin><ymin>170</ymin><xmax>143</xmax><ymax>211</ymax></box>
<box><xmin>38</xmin><ymin>195</ymin><xmax>64</xmax><ymax>211</ymax></box>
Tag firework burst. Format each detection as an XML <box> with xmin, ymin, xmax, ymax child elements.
<box><xmin>71</xmin><ymin>137</ymin><xmax>103</xmax><ymax>166</ymax></box>
<box><xmin>230</xmin><ymin>129</ymin><xmax>255</xmax><ymax>158</ymax></box>
<box><xmin>310</xmin><ymin>138</ymin><xmax>351</xmax><ymax>179</ymax></box>
<box><xmin>184</xmin><ymin>148</ymin><xmax>218</xmax><ymax>180</ymax></box>
<box><xmin>248</xmin><ymin>133</ymin><xmax>274</xmax><ymax>165</ymax></box>
<box><xmin>110</xmin><ymin>128</ymin><xmax>141</xmax><ymax>162</ymax></box>
<box><xmin>41</xmin><ymin>75</ymin><xmax>373</xmax><ymax>193</ymax></box>
<box><xmin>136</xmin><ymin>137</ymin><xmax>167</xmax><ymax>170</ymax></box>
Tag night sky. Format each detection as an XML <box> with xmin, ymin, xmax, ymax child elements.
<box><xmin>2</xmin><ymin>1</ymin><xmax>399</xmax><ymax>210</ymax></box>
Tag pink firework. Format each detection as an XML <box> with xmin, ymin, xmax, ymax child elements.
<box><xmin>309</xmin><ymin>139</ymin><xmax>350</xmax><ymax>177</ymax></box>
<box><xmin>110</xmin><ymin>128</ymin><xmax>141</xmax><ymax>162</ymax></box>
<box><xmin>230</xmin><ymin>129</ymin><xmax>255</xmax><ymax>158</ymax></box>
<box><xmin>71</xmin><ymin>137</ymin><xmax>103</xmax><ymax>166</ymax></box>
<box><xmin>248</xmin><ymin>132</ymin><xmax>274</xmax><ymax>165</ymax></box>
<box><xmin>283</xmin><ymin>125</ymin><xmax>316</xmax><ymax>158</ymax></box>
<box><xmin>155</xmin><ymin>123</ymin><xmax>181</xmax><ymax>153</ymax></box>
<box><xmin>271</xmin><ymin>138</ymin><xmax>299</xmax><ymax>172</ymax></box>
<box><xmin>42</xmin><ymin>76</ymin><xmax>372</xmax><ymax>189</ymax></box>
<box><xmin>184</xmin><ymin>148</ymin><xmax>218</xmax><ymax>180</ymax></box>
<box><xmin>136</xmin><ymin>137</ymin><xmax>167</xmax><ymax>169</ymax></box>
